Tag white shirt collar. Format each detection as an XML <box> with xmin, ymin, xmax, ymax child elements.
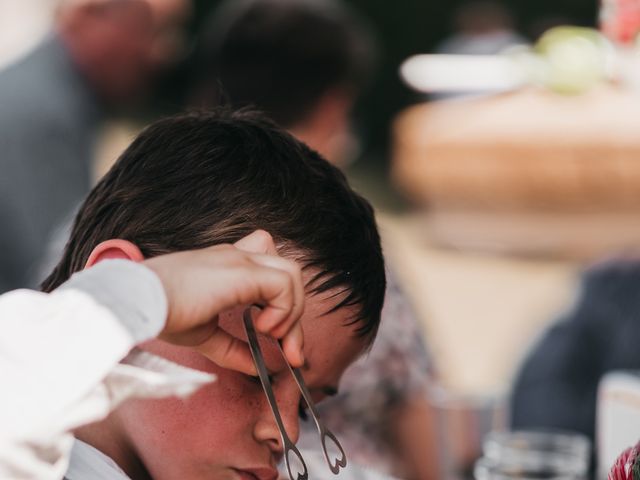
<box><xmin>66</xmin><ymin>439</ymin><xmax>131</xmax><ymax>480</ymax></box>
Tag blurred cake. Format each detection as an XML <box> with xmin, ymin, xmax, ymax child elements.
<box><xmin>392</xmin><ymin>86</ymin><xmax>640</xmax><ymax>258</ymax></box>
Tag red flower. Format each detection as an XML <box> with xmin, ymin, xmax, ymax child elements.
<box><xmin>609</xmin><ymin>443</ymin><xmax>640</xmax><ymax>480</ymax></box>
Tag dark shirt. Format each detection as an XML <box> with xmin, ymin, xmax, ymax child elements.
<box><xmin>511</xmin><ymin>259</ymin><xmax>640</xmax><ymax>444</ymax></box>
<box><xmin>0</xmin><ymin>36</ymin><xmax>101</xmax><ymax>292</ymax></box>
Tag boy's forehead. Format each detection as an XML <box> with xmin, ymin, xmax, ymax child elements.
<box><xmin>218</xmin><ymin>297</ymin><xmax>366</xmax><ymax>365</ymax></box>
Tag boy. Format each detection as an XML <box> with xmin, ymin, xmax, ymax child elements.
<box><xmin>194</xmin><ymin>0</ymin><xmax>375</xmax><ymax>166</ymax></box>
<box><xmin>1</xmin><ymin>233</ymin><xmax>308</xmax><ymax>479</ymax></box>
<box><xmin>42</xmin><ymin>109</ymin><xmax>386</xmax><ymax>479</ymax></box>
<box><xmin>197</xmin><ymin>2</ymin><xmax>434</xmax><ymax>476</ymax></box>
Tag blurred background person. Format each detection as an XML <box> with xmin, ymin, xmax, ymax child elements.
<box><xmin>192</xmin><ymin>0</ymin><xmax>375</xmax><ymax>167</ymax></box>
<box><xmin>0</xmin><ymin>0</ymin><xmax>55</xmax><ymax>68</ymax></box>
<box><xmin>435</xmin><ymin>0</ymin><xmax>526</xmax><ymax>56</ymax></box>
<box><xmin>511</xmin><ymin>258</ymin><xmax>640</xmax><ymax>465</ymax></box>
<box><xmin>429</xmin><ymin>1</ymin><xmax>527</xmax><ymax>100</ymax></box>
<box><xmin>0</xmin><ymin>0</ymin><xmax>190</xmax><ymax>293</ymax></box>
<box><xmin>192</xmin><ymin>1</ymin><xmax>437</xmax><ymax>478</ymax></box>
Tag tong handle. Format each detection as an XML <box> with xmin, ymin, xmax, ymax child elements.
<box><xmin>278</xmin><ymin>344</ymin><xmax>348</xmax><ymax>474</ymax></box>
<box><xmin>321</xmin><ymin>429</ymin><xmax>347</xmax><ymax>474</ymax></box>
<box><xmin>285</xmin><ymin>444</ymin><xmax>307</xmax><ymax>480</ymax></box>
<box><xmin>243</xmin><ymin>309</ymin><xmax>308</xmax><ymax>480</ymax></box>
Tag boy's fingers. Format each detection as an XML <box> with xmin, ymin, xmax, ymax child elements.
<box><xmin>195</xmin><ymin>328</ymin><xmax>257</xmax><ymax>376</ymax></box>
<box><xmin>233</xmin><ymin>229</ymin><xmax>278</xmax><ymax>255</ymax></box>
<box><xmin>280</xmin><ymin>322</ymin><xmax>305</xmax><ymax>368</ymax></box>
<box><xmin>194</xmin><ymin>263</ymin><xmax>295</xmax><ymax>330</ymax></box>
<box><xmin>233</xmin><ymin>232</ymin><xmax>304</xmax><ymax>331</ymax></box>
<box><xmin>247</xmin><ymin>253</ymin><xmax>304</xmax><ymax>331</ymax></box>
<box><xmin>148</xmin><ymin>240</ymin><xmax>305</xmax><ymax>372</ymax></box>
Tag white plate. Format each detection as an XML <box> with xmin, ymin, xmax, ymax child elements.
<box><xmin>400</xmin><ymin>54</ymin><xmax>526</xmax><ymax>93</ymax></box>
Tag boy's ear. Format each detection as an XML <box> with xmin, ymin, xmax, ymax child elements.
<box><xmin>85</xmin><ymin>239</ymin><xmax>145</xmax><ymax>268</ymax></box>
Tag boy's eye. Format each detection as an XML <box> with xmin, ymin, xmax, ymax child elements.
<box><xmin>247</xmin><ymin>374</ymin><xmax>274</xmax><ymax>386</ymax></box>
<box><xmin>298</xmin><ymin>402</ymin><xmax>308</xmax><ymax>421</ymax></box>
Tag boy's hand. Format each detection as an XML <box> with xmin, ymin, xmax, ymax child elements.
<box><xmin>143</xmin><ymin>230</ymin><xmax>304</xmax><ymax>375</ymax></box>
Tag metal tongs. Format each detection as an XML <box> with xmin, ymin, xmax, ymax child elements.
<box><xmin>243</xmin><ymin>307</ymin><xmax>347</xmax><ymax>480</ymax></box>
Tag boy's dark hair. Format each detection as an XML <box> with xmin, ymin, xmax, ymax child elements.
<box><xmin>195</xmin><ymin>0</ymin><xmax>376</xmax><ymax>127</ymax></box>
<box><xmin>42</xmin><ymin>109</ymin><xmax>385</xmax><ymax>338</ymax></box>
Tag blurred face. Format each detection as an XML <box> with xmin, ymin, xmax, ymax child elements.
<box><xmin>60</xmin><ymin>0</ymin><xmax>190</xmax><ymax>101</ymax></box>
<box><xmin>115</xmin><ymin>295</ymin><xmax>366</xmax><ymax>480</ymax></box>
<box><xmin>288</xmin><ymin>90</ymin><xmax>356</xmax><ymax>167</ymax></box>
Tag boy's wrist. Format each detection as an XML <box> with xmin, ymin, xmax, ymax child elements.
<box><xmin>58</xmin><ymin>260</ymin><xmax>168</xmax><ymax>343</ymax></box>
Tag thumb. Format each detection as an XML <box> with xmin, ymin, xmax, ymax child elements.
<box><xmin>194</xmin><ymin>328</ymin><xmax>257</xmax><ymax>376</ymax></box>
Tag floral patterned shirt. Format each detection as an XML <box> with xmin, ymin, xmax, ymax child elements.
<box><xmin>297</xmin><ymin>270</ymin><xmax>431</xmax><ymax>475</ymax></box>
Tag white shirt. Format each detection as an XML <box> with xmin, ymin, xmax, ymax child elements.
<box><xmin>0</xmin><ymin>260</ymin><xmax>215</xmax><ymax>480</ymax></box>
<box><xmin>65</xmin><ymin>440</ymin><xmax>130</xmax><ymax>480</ymax></box>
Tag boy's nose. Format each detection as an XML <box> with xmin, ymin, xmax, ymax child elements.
<box><xmin>253</xmin><ymin>385</ymin><xmax>301</xmax><ymax>457</ymax></box>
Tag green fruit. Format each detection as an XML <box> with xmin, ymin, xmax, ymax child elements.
<box><xmin>535</xmin><ymin>26</ymin><xmax>608</xmax><ymax>94</ymax></box>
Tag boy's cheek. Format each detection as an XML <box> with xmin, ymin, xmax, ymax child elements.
<box><xmin>136</xmin><ymin>333</ymin><xmax>270</xmax><ymax>425</ymax></box>
<box><xmin>120</xmin><ymin>381</ymin><xmax>260</xmax><ymax>458</ymax></box>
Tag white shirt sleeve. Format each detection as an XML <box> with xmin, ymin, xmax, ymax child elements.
<box><xmin>0</xmin><ymin>260</ymin><xmax>216</xmax><ymax>480</ymax></box>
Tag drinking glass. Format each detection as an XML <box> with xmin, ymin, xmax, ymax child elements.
<box><xmin>474</xmin><ymin>430</ymin><xmax>591</xmax><ymax>480</ymax></box>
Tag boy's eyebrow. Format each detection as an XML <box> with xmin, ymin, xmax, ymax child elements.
<box><xmin>301</xmin><ymin>360</ymin><xmax>339</xmax><ymax>397</ymax></box>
